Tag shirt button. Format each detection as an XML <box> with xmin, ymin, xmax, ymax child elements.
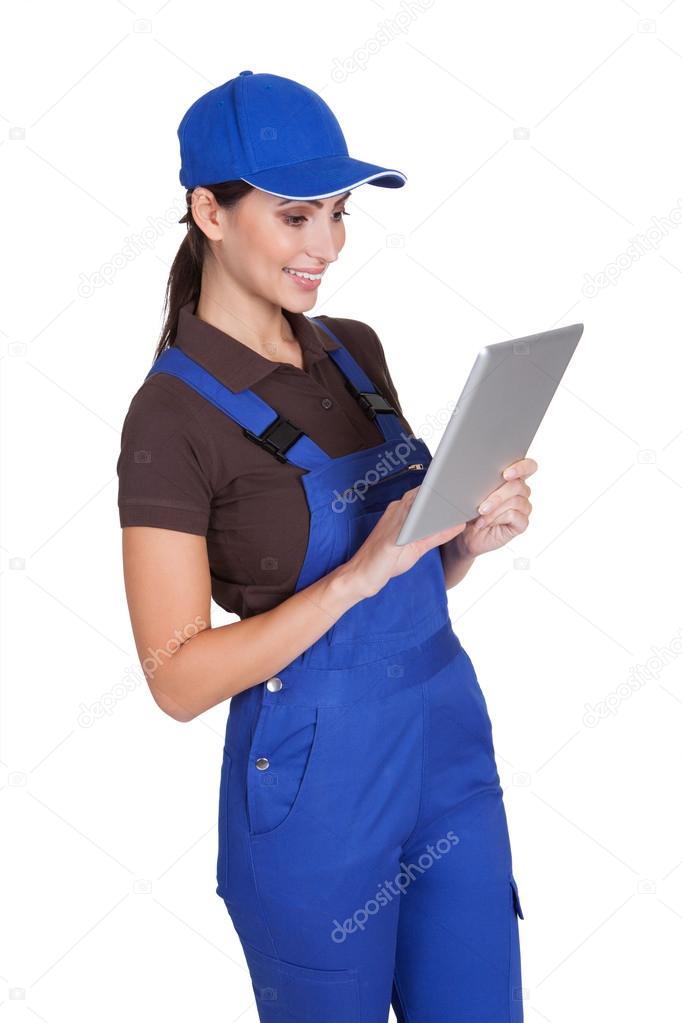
<box><xmin>266</xmin><ymin>676</ymin><xmax>283</xmax><ymax>692</ymax></box>
<box><xmin>255</xmin><ymin>757</ymin><xmax>270</xmax><ymax>770</ymax></box>
<box><xmin>321</xmin><ymin>397</ymin><xmax>333</xmax><ymax>409</ymax></box>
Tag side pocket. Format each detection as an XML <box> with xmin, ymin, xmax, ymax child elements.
<box><xmin>216</xmin><ymin>751</ymin><xmax>231</xmax><ymax>899</ymax></box>
<box><xmin>247</xmin><ymin>705</ymin><xmax>319</xmax><ymax>838</ymax></box>
<box><xmin>510</xmin><ymin>875</ymin><xmax>524</xmax><ymax>920</ymax></box>
<box><xmin>509</xmin><ymin>875</ymin><xmax>524</xmax><ymax>1022</ymax></box>
<box><xmin>240</xmin><ymin>939</ymin><xmax>361</xmax><ymax>1020</ymax></box>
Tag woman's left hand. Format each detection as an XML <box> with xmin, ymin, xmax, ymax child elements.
<box><xmin>455</xmin><ymin>458</ymin><xmax>538</xmax><ymax>559</ymax></box>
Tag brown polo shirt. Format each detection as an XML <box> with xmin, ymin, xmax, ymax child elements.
<box><xmin>117</xmin><ymin>299</ymin><xmax>415</xmax><ymax>619</ymax></box>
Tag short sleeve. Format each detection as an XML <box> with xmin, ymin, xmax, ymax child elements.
<box><xmin>116</xmin><ymin>377</ymin><xmax>213</xmax><ymax>536</ymax></box>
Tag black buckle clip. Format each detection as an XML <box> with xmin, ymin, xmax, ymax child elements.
<box><xmin>344</xmin><ymin>379</ymin><xmax>396</xmax><ymax>421</ymax></box>
<box><xmin>242</xmin><ymin>414</ymin><xmax>304</xmax><ymax>463</ymax></box>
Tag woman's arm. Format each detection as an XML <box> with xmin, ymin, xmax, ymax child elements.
<box><xmin>439</xmin><ymin>532</ymin><xmax>477</xmax><ymax>589</ymax></box>
<box><xmin>122</xmin><ymin>489</ymin><xmax>468</xmax><ymax>723</ymax></box>
<box><xmin>122</xmin><ymin>526</ymin><xmax>367</xmax><ymax>723</ymax></box>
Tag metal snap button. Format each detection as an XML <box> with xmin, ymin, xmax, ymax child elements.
<box><xmin>266</xmin><ymin>676</ymin><xmax>283</xmax><ymax>692</ymax></box>
<box><xmin>321</xmin><ymin>396</ymin><xmax>333</xmax><ymax>409</ymax></box>
<box><xmin>255</xmin><ymin>757</ymin><xmax>270</xmax><ymax>771</ymax></box>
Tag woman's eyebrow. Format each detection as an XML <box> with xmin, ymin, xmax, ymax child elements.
<box><xmin>277</xmin><ymin>190</ymin><xmax>352</xmax><ymax>209</ymax></box>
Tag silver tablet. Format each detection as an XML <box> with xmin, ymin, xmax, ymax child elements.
<box><xmin>395</xmin><ymin>323</ymin><xmax>584</xmax><ymax>546</ymax></box>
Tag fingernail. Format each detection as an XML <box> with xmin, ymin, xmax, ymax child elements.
<box><xmin>504</xmin><ymin>468</ymin><xmax>516</xmax><ymax>479</ymax></box>
<box><xmin>478</xmin><ymin>501</ymin><xmax>491</xmax><ymax>513</ymax></box>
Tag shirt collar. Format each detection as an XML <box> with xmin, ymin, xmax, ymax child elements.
<box><xmin>174</xmin><ymin>299</ymin><xmax>341</xmax><ymax>393</ymax></box>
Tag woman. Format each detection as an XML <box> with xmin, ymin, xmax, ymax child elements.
<box><xmin>117</xmin><ymin>70</ymin><xmax>536</xmax><ymax>1022</ymax></box>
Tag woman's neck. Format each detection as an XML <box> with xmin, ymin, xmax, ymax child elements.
<box><xmin>194</xmin><ymin>290</ymin><xmax>303</xmax><ymax>367</ymax></box>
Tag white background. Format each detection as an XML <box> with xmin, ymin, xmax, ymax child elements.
<box><xmin>2</xmin><ymin>0</ymin><xmax>682</xmax><ymax>1020</ymax></box>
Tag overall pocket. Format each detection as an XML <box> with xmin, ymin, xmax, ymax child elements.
<box><xmin>216</xmin><ymin>751</ymin><xmax>231</xmax><ymax>899</ymax></box>
<box><xmin>247</xmin><ymin>704</ymin><xmax>319</xmax><ymax>838</ymax></box>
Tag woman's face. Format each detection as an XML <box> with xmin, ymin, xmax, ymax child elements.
<box><xmin>205</xmin><ymin>186</ymin><xmax>351</xmax><ymax>310</ymax></box>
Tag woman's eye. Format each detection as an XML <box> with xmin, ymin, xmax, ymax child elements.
<box><xmin>283</xmin><ymin>210</ymin><xmax>350</xmax><ymax>227</ymax></box>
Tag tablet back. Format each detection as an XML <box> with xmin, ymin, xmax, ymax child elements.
<box><xmin>396</xmin><ymin>323</ymin><xmax>584</xmax><ymax>545</ymax></box>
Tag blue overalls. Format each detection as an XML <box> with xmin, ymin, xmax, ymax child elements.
<box><xmin>146</xmin><ymin>318</ymin><xmax>525</xmax><ymax>1022</ymax></box>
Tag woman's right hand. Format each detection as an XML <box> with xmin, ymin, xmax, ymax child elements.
<box><xmin>345</xmin><ymin>487</ymin><xmax>467</xmax><ymax>600</ymax></box>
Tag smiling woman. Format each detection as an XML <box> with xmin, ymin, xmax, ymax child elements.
<box><xmin>156</xmin><ymin>185</ymin><xmax>353</xmax><ymax>357</ymax></box>
<box><xmin>118</xmin><ymin>69</ymin><xmax>525</xmax><ymax>1023</ymax></box>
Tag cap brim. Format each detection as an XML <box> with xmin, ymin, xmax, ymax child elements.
<box><xmin>240</xmin><ymin>155</ymin><xmax>406</xmax><ymax>199</ymax></box>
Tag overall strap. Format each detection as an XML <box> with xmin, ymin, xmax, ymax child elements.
<box><xmin>308</xmin><ymin>317</ymin><xmax>405</xmax><ymax>443</ymax></box>
<box><xmin>145</xmin><ymin>347</ymin><xmax>331</xmax><ymax>472</ymax></box>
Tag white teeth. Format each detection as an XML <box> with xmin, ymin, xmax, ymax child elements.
<box><xmin>283</xmin><ymin>267</ymin><xmax>323</xmax><ymax>281</ymax></box>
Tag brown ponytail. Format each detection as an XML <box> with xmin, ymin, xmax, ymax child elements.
<box><xmin>153</xmin><ymin>179</ymin><xmax>255</xmax><ymax>360</ymax></box>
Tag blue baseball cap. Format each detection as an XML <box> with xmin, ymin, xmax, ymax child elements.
<box><xmin>177</xmin><ymin>70</ymin><xmax>407</xmax><ymax>199</ymax></box>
